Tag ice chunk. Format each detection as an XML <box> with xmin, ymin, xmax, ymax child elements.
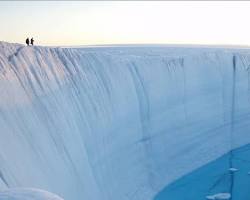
<box><xmin>0</xmin><ymin>188</ymin><xmax>64</xmax><ymax>200</ymax></box>
<box><xmin>206</xmin><ymin>193</ymin><xmax>231</xmax><ymax>200</ymax></box>
<box><xmin>228</xmin><ymin>168</ymin><xmax>238</xmax><ymax>172</ymax></box>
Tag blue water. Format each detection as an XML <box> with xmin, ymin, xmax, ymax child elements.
<box><xmin>154</xmin><ymin>144</ymin><xmax>250</xmax><ymax>200</ymax></box>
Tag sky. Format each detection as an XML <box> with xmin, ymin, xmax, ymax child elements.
<box><xmin>1</xmin><ymin>1</ymin><xmax>250</xmax><ymax>46</ymax></box>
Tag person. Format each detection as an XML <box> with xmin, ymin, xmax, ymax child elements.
<box><xmin>26</xmin><ymin>38</ymin><xmax>29</xmax><ymax>46</ymax></box>
<box><xmin>31</xmin><ymin>38</ymin><xmax>34</xmax><ymax>46</ymax></box>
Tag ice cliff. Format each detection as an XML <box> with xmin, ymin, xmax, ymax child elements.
<box><xmin>0</xmin><ymin>42</ymin><xmax>250</xmax><ymax>199</ymax></box>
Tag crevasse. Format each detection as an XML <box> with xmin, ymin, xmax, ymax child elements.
<box><xmin>0</xmin><ymin>42</ymin><xmax>250</xmax><ymax>200</ymax></box>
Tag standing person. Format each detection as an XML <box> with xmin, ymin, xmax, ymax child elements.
<box><xmin>31</xmin><ymin>38</ymin><xmax>34</xmax><ymax>46</ymax></box>
<box><xmin>26</xmin><ymin>38</ymin><xmax>29</xmax><ymax>46</ymax></box>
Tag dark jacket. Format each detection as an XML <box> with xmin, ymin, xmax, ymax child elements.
<box><xmin>26</xmin><ymin>38</ymin><xmax>29</xmax><ymax>46</ymax></box>
<box><xmin>31</xmin><ymin>38</ymin><xmax>34</xmax><ymax>45</ymax></box>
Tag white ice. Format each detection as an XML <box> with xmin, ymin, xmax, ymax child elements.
<box><xmin>0</xmin><ymin>188</ymin><xmax>63</xmax><ymax>200</ymax></box>
<box><xmin>228</xmin><ymin>168</ymin><xmax>238</xmax><ymax>172</ymax></box>
<box><xmin>206</xmin><ymin>193</ymin><xmax>231</xmax><ymax>200</ymax></box>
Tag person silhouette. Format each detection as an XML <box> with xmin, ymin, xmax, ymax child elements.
<box><xmin>26</xmin><ymin>38</ymin><xmax>29</xmax><ymax>46</ymax></box>
<box><xmin>31</xmin><ymin>38</ymin><xmax>34</xmax><ymax>46</ymax></box>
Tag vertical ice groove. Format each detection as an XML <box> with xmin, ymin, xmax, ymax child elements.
<box><xmin>0</xmin><ymin>170</ymin><xmax>8</xmax><ymax>187</ymax></box>
<box><xmin>228</xmin><ymin>55</ymin><xmax>236</xmax><ymax>200</ymax></box>
<box><xmin>128</xmin><ymin>61</ymin><xmax>154</xmax><ymax>189</ymax></box>
<box><xmin>180</xmin><ymin>58</ymin><xmax>188</xmax><ymax>123</ymax></box>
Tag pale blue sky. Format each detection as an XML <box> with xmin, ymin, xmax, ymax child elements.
<box><xmin>1</xmin><ymin>1</ymin><xmax>250</xmax><ymax>46</ymax></box>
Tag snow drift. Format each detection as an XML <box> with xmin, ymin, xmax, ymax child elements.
<box><xmin>0</xmin><ymin>41</ymin><xmax>250</xmax><ymax>200</ymax></box>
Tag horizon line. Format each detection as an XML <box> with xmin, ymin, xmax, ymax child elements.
<box><xmin>2</xmin><ymin>40</ymin><xmax>250</xmax><ymax>50</ymax></box>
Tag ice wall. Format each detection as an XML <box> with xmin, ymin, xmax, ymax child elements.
<box><xmin>0</xmin><ymin>42</ymin><xmax>250</xmax><ymax>200</ymax></box>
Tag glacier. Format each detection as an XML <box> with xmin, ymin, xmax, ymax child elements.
<box><xmin>0</xmin><ymin>41</ymin><xmax>250</xmax><ymax>199</ymax></box>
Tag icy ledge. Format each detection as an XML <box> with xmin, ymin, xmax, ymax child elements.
<box><xmin>0</xmin><ymin>188</ymin><xmax>63</xmax><ymax>200</ymax></box>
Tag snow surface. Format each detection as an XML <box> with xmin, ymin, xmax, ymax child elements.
<box><xmin>1</xmin><ymin>41</ymin><xmax>250</xmax><ymax>199</ymax></box>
